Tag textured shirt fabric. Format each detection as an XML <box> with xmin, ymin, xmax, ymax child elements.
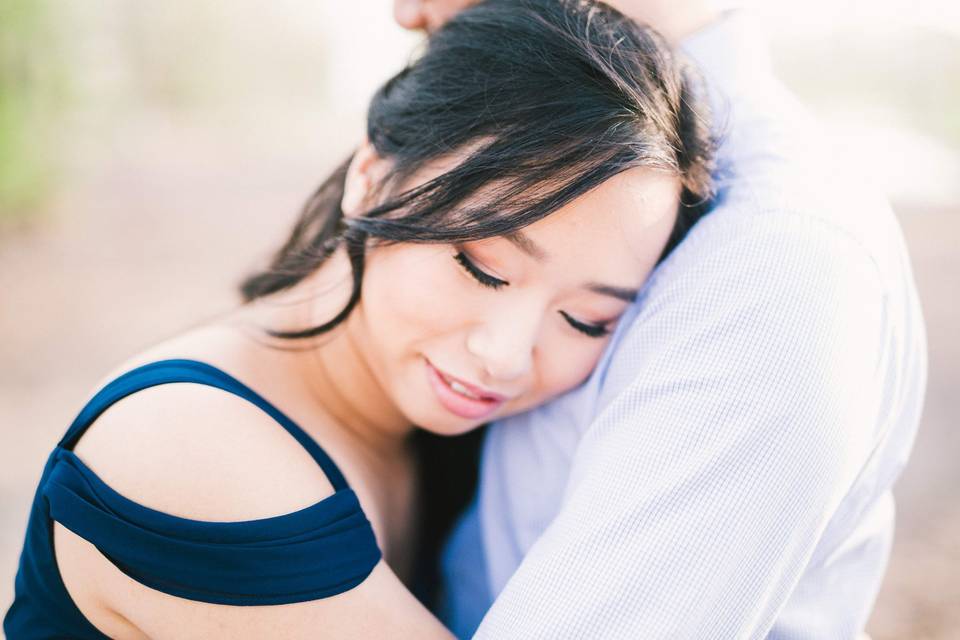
<box><xmin>438</xmin><ymin>11</ymin><xmax>927</xmax><ymax>640</ymax></box>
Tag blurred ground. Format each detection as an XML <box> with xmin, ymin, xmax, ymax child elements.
<box><xmin>1</xmin><ymin>2</ymin><xmax>958</xmax><ymax>638</ymax></box>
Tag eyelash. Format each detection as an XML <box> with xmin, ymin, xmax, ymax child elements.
<box><xmin>559</xmin><ymin>311</ymin><xmax>611</xmax><ymax>338</ymax></box>
<box><xmin>454</xmin><ymin>250</ymin><xmax>507</xmax><ymax>289</ymax></box>
<box><xmin>453</xmin><ymin>250</ymin><xmax>611</xmax><ymax>339</ymax></box>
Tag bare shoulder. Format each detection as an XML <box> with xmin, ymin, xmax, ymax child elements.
<box><xmin>52</xmin><ymin>345</ymin><xmax>454</xmax><ymax>638</ymax></box>
<box><xmin>71</xmin><ymin>378</ymin><xmax>335</xmax><ymax>521</ymax></box>
<box><xmin>55</xmin><ymin>378</ymin><xmax>452</xmax><ymax>638</ymax></box>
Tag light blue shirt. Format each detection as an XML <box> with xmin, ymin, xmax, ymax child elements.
<box><xmin>438</xmin><ymin>11</ymin><xmax>927</xmax><ymax>639</ymax></box>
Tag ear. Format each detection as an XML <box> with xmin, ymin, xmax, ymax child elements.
<box><xmin>341</xmin><ymin>139</ymin><xmax>391</xmax><ymax>217</ymax></box>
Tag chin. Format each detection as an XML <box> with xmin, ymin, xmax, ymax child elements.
<box><xmin>409</xmin><ymin>409</ymin><xmax>489</xmax><ymax>437</ymax></box>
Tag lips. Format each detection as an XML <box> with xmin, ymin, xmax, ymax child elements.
<box><xmin>424</xmin><ymin>358</ymin><xmax>507</xmax><ymax>420</ymax></box>
<box><xmin>436</xmin><ymin>366</ymin><xmax>505</xmax><ymax>402</ymax></box>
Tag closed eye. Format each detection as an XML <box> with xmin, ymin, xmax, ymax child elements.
<box><xmin>558</xmin><ymin>310</ymin><xmax>611</xmax><ymax>338</ymax></box>
<box><xmin>456</xmin><ymin>249</ymin><xmax>611</xmax><ymax>338</ymax></box>
<box><xmin>454</xmin><ymin>251</ymin><xmax>508</xmax><ymax>290</ymax></box>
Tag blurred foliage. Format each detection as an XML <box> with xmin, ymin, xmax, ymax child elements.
<box><xmin>0</xmin><ymin>0</ymin><xmax>65</xmax><ymax>223</ymax></box>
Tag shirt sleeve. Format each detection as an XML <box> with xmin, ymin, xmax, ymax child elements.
<box><xmin>472</xmin><ymin>209</ymin><xmax>888</xmax><ymax>639</ymax></box>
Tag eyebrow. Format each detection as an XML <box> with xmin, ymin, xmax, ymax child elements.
<box><xmin>505</xmin><ymin>231</ymin><xmax>547</xmax><ymax>261</ymax></box>
<box><xmin>585</xmin><ymin>283</ymin><xmax>639</xmax><ymax>303</ymax></box>
<box><xmin>505</xmin><ymin>231</ymin><xmax>639</xmax><ymax>303</ymax></box>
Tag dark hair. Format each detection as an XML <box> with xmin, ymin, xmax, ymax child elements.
<box><xmin>240</xmin><ymin>0</ymin><xmax>714</xmax><ymax>339</ymax></box>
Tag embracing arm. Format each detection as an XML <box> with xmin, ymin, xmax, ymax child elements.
<box><xmin>56</xmin><ymin>382</ymin><xmax>453</xmax><ymax>640</ymax></box>
<box><xmin>468</xmin><ymin>7</ymin><xmax>902</xmax><ymax>637</ymax></box>
<box><xmin>473</xmin><ymin>210</ymin><xmax>889</xmax><ymax>638</ymax></box>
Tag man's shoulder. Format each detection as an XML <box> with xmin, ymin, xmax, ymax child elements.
<box><xmin>599</xmin><ymin>185</ymin><xmax>912</xmax><ymax>406</ymax></box>
<box><xmin>646</xmin><ymin>176</ymin><xmax>906</xmax><ymax>307</ymax></box>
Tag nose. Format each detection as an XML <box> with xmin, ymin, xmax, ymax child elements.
<box><xmin>393</xmin><ymin>0</ymin><xmax>428</xmax><ymax>31</ymax></box>
<box><xmin>466</xmin><ymin>313</ymin><xmax>538</xmax><ymax>384</ymax></box>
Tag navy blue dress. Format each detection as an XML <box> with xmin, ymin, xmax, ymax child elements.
<box><xmin>4</xmin><ymin>359</ymin><xmax>382</xmax><ymax>638</ymax></box>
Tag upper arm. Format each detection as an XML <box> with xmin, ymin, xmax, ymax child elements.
<box><xmin>72</xmin><ymin>382</ymin><xmax>335</xmax><ymax>521</ymax></box>
<box><xmin>474</xmin><ymin>218</ymin><xmax>889</xmax><ymax>638</ymax></box>
<box><xmin>57</xmin><ymin>384</ymin><xmax>452</xmax><ymax>639</ymax></box>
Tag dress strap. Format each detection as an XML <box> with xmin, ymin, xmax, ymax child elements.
<box><xmin>57</xmin><ymin>359</ymin><xmax>350</xmax><ymax>493</ymax></box>
<box><xmin>44</xmin><ymin>449</ymin><xmax>381</xmax><ymax>605</ymax></box>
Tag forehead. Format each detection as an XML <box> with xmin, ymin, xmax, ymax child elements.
<box><xmin>389</xmin><ymin>152</ymin><xmax>680</xmax><ymax>287</ymax></box>
<box><xmin>488</xmin><ymin>167</ymin><xmax>681</xmax><ymax>283</ymax></box>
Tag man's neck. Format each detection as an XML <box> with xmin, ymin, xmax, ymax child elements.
<box><xmin>604</xmin><ymin>0</ymin><xmax>720</xmax><ymax>44</ymax></box>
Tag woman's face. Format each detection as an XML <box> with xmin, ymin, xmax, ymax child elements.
<box><xmin>346</xmin><ymin>155</ymin><xmax>681</xmax><ymax>436</ymax></box>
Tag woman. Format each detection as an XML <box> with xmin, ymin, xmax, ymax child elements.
<box><xmin>5</xmin><ymin>0</ymin><xmax>713</xmax><ymax>637</ymax></box>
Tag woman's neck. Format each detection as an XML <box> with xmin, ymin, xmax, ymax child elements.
<box><xmin>298</xmin><ymin>316</ymin><xmax>415</xmax><ymax>463</ymax></box>
<box><xmin>234</xmin><ymin>252</ymin><xmax>416</xmax><ymax>465</ymax></box>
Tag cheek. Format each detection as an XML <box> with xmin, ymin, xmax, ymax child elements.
<box><xmin>519</xmin><ymin>337</ymin><xmax>608</xmax><ymax>412</ymax></box>
<box><xmin>360</xmin><ymin>247</ymin><xmax>477</xmax><ymax>351</ymax></box>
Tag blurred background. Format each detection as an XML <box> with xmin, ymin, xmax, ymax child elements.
<box><xmin>0</xmin><ymin>1</ymin><xmax>957</xmax><ymax>637</ymax></box>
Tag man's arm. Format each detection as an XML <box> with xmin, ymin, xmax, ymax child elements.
<box><xmin>473</xmin><ymin>209</ymin><xmax>888</xmax><ymax>639</ymax></box>
<box><xmin>470</xmin><ymin>10</ymin><xmax>913</xmax><ymax>639</ymax></box>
